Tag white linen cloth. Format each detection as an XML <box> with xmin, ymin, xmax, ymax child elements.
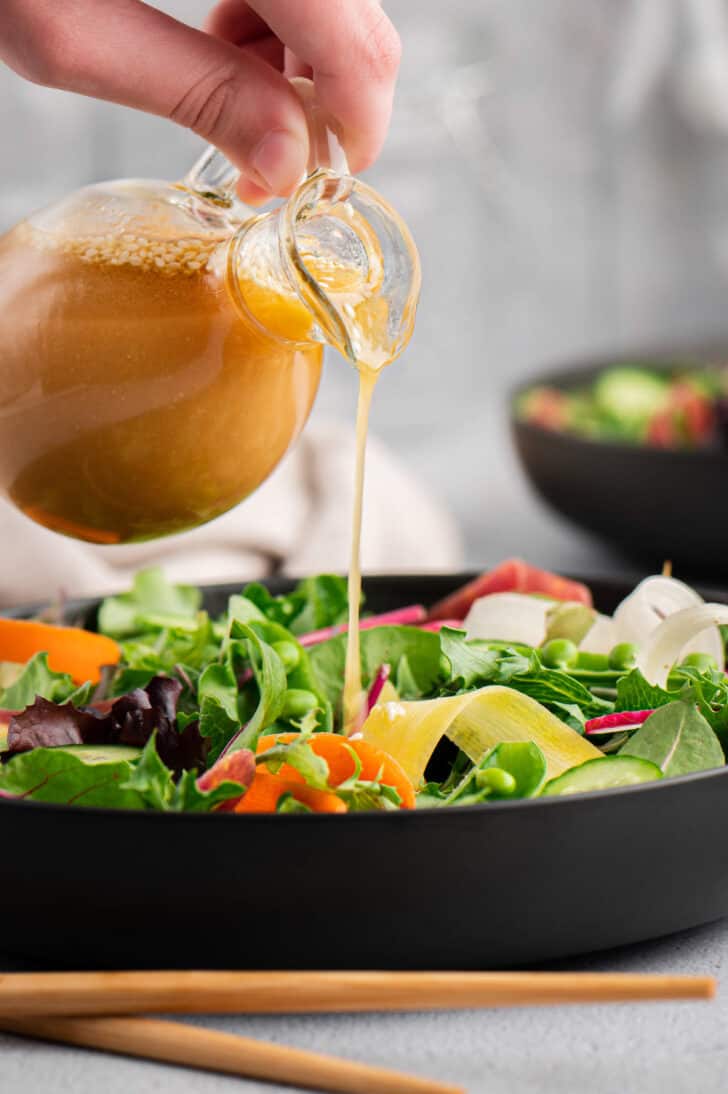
<box><xmin>0</xmin><ymin>422</ymin><xmax>463</xmax><ymax>606</ymax></box>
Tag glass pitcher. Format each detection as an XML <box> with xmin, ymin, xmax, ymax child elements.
<box><xmin>0</xmin><ymin>93</ymin><xmax>420</xmax><ymax>544</ymax></box>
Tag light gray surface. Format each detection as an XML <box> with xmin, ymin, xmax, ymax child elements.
<box><xmin>0</xmin><ymin>919</ymin><xmax>726</xmax><ymax>1093</ymax></box>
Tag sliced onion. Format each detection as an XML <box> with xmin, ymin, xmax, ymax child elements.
<box><xmin>613</xmin><ymin>576</ymin><xmax>718</xmax><ymax>659</ymax></box>
<box><xmin>640</xmin><ymin>604</ymin><xmax>728</xmax><ymax>686</ymax></box>
<box><xmin>464</xmin><ymin>593</ymin><xmax>555</xmax><ymax>647</ymax></box>
<box><xmin>578</xmin><ymin>613</ymin><xmax>617</xmax><ymax>654</ymax></box>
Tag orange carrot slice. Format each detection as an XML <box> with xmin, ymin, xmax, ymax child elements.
<box><xmin>0</xmin><ymin>619</ymin><xmax>120</xmax><ymax>685</ymax></box>
<box><xmin>256</xmin><ymin>732</ymin><xmax>416</xmax><ymax>810</ymax></box>
<box><xmin>234</xmin><ymin>772</ymin><xmax>347</xmax><ymax>814</ymax></box>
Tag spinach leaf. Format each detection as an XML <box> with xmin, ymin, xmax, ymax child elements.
<box><xmin>308</xmin><ymin>626</ymin><xmax>442</xmax><ymax>711</ymax></box>
<box><xmin>619</xmin><ymin>700</ymin><xmax>724</xmax><ymax>776</ymax></box>
<box><xmin>0</xmin><ymin>652</ymin><xmax>92</xmax><ymax>710</ymax></box>
<box><xmin>615</xmin><ymin>670</ymin><xmax>674</xmax><ymax>712</ymax></box>
<box><xmin>0</xmin><ymin>746</ymin><xmax>144</xmax><ymax>809</ymax></box>
<box><xmin>510</xmin><ymin>666</ymin><xmax>609</xmax><ymax>721</ymax></box>
<box><xmin>98</xmin><ymin>568</ymin><xmax>201</xmax><ymax>639</ymax></box>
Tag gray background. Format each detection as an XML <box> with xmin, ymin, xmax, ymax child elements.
<box><xmin>4</xmin><ymin>2</ymin><xmax>728</xmax><ymax>1090</ymax></box>
<box><xmin>5</xmin><ymin>0</ymin><xmax>728</xmax><ymax>573</ymax></box>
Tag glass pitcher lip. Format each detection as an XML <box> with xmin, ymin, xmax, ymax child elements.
<box><xmin>226</xmin><ymin>167</ymin><xmax>421</xmax><ymax>366</ymax></box>
<box><xmin>280</xmin><ymin>169</ymin><xmax>359</xmax><ymax>362</ymax></box>
<box><xmin>278</xmin><ymin>168</ymin><xmax>421</xmax><ymax>368</ymax></box>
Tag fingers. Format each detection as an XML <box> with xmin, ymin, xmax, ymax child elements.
<box><xmin>210</xmin><ymin>0</ymin><xmax>401</xmax><ymax>172</ymax></box>
<box><xmin>2</xmin><ymin>0</ymin><xmax>309</xmax><ymax>197</ymax></box>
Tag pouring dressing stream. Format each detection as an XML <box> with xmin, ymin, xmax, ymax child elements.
<box><xmin>0</xmin><ymin>84</ymin><xmax>420</xmax><ymax>730</ymax></box>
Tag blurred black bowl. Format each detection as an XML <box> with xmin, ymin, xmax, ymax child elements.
<box><xmin>511</xmin><ymin>351</ymin><xmax>728</xmax><ymax>575</ymax></box>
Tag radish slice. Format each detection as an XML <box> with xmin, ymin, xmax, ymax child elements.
<box><xmin>367</xmin><ymin>664</ymin><xmax>391</xmax><ymax>713</ymax></box>
<box><xmin>464</xmin><ymin>593</ymin><xmax>555</xmax><ymax>647</ymax></box>
<box><xmin>613</xmin><ymin>576</ymin><xmax>720</xmax><ymax>662</ymax></box>
<box><xmin>584</xmin><ymin>710</ymin><xmax>654</xmax><ymax>736</ymax></box>
<box><xmin>298</xmin><ymin>605</ymin><xmax>426</xmax><ymax>647</ymax></box>
<box><xmin>641</xmin><ymin>604</ymin><xmax>728</xmax><ymax>686</ymax></box>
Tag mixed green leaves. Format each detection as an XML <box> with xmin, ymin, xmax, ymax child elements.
<box><xmin>0</xmin><ymin>652</ymin><xmax>92</xmax><ymax>710</ymax></box>
<box><xmin>3</xmin><ymin>565</ymin><xmax>728</xmax><ymax>815</ymax></box>
<box><xmin>418</xmin><ymin>742</ymin><xmax>547</xmax><ymax>808</ymax></box>
<box><xmin>240</xmin><ymin>575</ymin><xmax>349</xmax><ymax>636</ymax></box>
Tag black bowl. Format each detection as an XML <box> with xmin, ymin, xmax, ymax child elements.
<box><xmin>511</xmin><ymin>352</ymin><xmax>728</xmax><ymax>575</ymax></box>
<box><xmin>3</xmin><ymin>571</ymin><xmax>728</xmax><ymax>971</ymax></box>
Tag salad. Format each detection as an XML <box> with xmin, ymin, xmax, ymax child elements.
<box><xmin>1</xmin><ymin>559</ymin><xmax>728</xmax><ymax>814</ymax></box>
<box><xmin>517</xmin><ymin>364</ymin><xmax>728</xmax><ymax>448</ymax></box>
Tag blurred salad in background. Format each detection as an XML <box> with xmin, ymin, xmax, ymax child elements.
<box><xmin>516</xmin><ymin>364</ymin><xmax>728</xmax><ymax>448</ymax></box>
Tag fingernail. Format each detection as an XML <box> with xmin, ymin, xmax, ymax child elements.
<box><xmin>251</xmin><ymin>129</ymin><xmax>307</xmax><ymax>195</ymax></box>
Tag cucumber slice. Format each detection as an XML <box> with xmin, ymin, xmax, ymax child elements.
<box><xmin>542</xmin><ymin>755</ymin><xmax>662</xmax><ymax>796</ymax></box>
<box><xmin>55</xmin><ymin>745</ymin><xmax>142</xmax><ymax>765</ymax></box>
<box><xmin>594</xmin><ymin>368</ymin><xmax>668</xmax><ymax>426</ymax></box>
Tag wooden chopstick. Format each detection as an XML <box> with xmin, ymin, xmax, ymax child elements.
<box><xmin>0</xmin><ymin>1015</ymin><xmax>461</xmax><ymax>1094</ymax></box>
<box><xmin>0</xmin><ymin>970</ymin><xmax>715</xmax><ymax>1018</ymax></box>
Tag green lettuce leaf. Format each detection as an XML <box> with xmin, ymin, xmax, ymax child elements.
<box><xmin>122</xmin><ymin>736</ymin><xmax>246</xmax><ymax>811</ymax></box>
<box><xmin>308</xmin><ymin>626</ymin><xmax>442</xmax><ymax>711</ymax></box>
<box><xmin>197</xmin><ymin>661</ymin><xmax>242</xmax><ymax>763</ymax></box>
<box><xmin>619</xmin><ymin>700</ymin><xmax>724</xmax><ymax>776</ymax></box>
<box><xmin>98</xmin><ymin>568</ymin><xmax>201</xmax><ymax>639</ymax></box>
<box><xmin>616</xmin><ymin>669</ymin><xmax>674</xmax><ymax>712</ymax></box>
<box><xmin>242</xmin><ymin>575</ymin><xmax>349</xmax><ymax>635</ymax></box>
<box><xmin>0</xmin><ymin>652</ymin><xmax>92</xmax><ymax>710</ymax></box>
<box><xmin>226</xmin><ymin>624</ymin><xmax>287</xmax><ymax>752</ymax></box>
<box><xmin>0</xmin><ymin>746</ymin><xmax>143</xmax><ymax>809</ymax></box>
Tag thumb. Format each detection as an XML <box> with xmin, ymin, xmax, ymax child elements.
<box><xmin>7</xmin><ymin>0</ymin><xmax>309</xmax><ymax>197</ymax></box>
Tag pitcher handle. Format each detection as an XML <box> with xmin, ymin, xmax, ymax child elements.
<box><xmin>182</xmin><ymin>77</ymin><xmax>349</xmax><ymax>201</ymax></box>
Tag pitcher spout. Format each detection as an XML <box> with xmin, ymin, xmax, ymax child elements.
<box><xmin>228</xmin><ymin>168</ymin><xmax>421</xmax><ymax>371</ymax></box>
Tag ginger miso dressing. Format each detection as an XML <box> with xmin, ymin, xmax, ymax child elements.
<box><xmin>342</xmin><ymin>365</ymin><xmax>378</xmax><ymax>731</ymax></box>
<box><xmin>294</xmin><ymin>206</ymin><xmax>414</xmax><ymax>732</ymax></box>
<box><xmin>332</xmin><ymin>275</ymin><xmax>397</xmax><ymax>732</ymax></box>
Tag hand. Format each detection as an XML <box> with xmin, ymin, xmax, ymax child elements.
<box><xmin>1</xmin><ymin>0</ymin><xmax>401</xmax><ymax>202</ymax></box>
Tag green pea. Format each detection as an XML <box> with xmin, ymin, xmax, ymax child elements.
<box><xmin>575</xmin><ymin>651</ymin><xmax>609</xmax><ymax>671</ymax></box>
<box><xmin>680</xmin><ymin>652</ymin><xmax>719</xmax><ymax>672</ymax></box>
<box><xmin>280</xmin><ymin>688</ymin><xmax>319</xmax><ymax>720</ymax></box>
<box><xmin>540</xmin><ymin>638</ymin><xmax>579</xmax><ymax>669</ymax></box>
<box><xmin>475</xmin><ymin>768</ymin><xmax>517</xmax><ymax>795</ymax></box>
<box><xmin>608</xmin><ymin>642</ymin><xmax>639</xmax><ymax>671</ymax></box>
<box><xmin>272</xmin><ymin>639</ymin><xmax>301</xmax><ymax>674</ymax></box>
